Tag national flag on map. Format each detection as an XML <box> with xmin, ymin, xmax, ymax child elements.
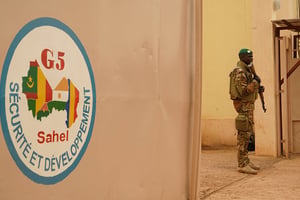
<box><xmin>65</xmin><ymin>79</ymin><xmax>79</xmax><ymax>128</ymax></box>
<box><xmin>22</xmin><ymin>60</ymin><xmax>53</xmax><ymax>117</ymax></box>
<box><xmin>53</xmin><ymin>77</ymin><xmax>69</xmax><ymax>102</ymax></box>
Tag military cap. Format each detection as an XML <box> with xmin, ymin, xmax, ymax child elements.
<box><xmin>239</xmin><ymin>48</ymin><xmax>252</xmax><ymax>55</ymax></box>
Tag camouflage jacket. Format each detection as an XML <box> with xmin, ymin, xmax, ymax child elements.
<box><xmin>234</xmin><ymin>61</ymin><xmax>258</xmax><ymax>103</ymax></box>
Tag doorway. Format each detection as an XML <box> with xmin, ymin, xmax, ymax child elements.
<box><xmin>273</xmin><ymin>19</ymin><xmax>300</xmax><ymax>157</ymax></box>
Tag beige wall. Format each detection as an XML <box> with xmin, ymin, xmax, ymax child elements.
<box><xmin>0</xmin><ymin>1</ymin><xmax>195</xmax><ymax>199</ymax></box>
<box><xmin>252</xmin><ymin>0</ymin><xmax>298</xmax><ymax>156</ymax></box>
<box><xmin>202</xmin><ymin>0</ymin><xmax>299</xmax><ymax>156</ymax></box>
<box><xmin>202</xmin><ymin>0</ymin><xmax>253</xmax><ymax>147</ymax></box>
<box><xmin>251</xmin><ymin>0</ymin><xmax>277</xmax><ymax>156</ymax></box>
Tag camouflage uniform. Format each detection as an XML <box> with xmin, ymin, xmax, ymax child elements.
<box><xmin>233</xmin><ymin>61</ymin><xmax>259</xmax><ymax>168</ymax></box>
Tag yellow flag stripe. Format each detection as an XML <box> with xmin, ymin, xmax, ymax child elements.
<box><xmin>36</xmin><ymin>67</ymin><xmax>46</xmax><ymax>115</ymax></box>
<box><xmin>69</xmin><ymin>81</ymin><xmax>75</xmax><ymax>127</ymax></box>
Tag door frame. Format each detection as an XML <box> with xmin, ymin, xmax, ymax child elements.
<box><xmin>273</xmin><ymin>19</ymin><xmax>300</xmax><ymax>157</ymax></box>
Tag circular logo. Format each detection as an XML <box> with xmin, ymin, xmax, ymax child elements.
<box><xmin>0</xmin><ymin>17</ymin><xmax>96</xmax><ymax>184</ymax></box>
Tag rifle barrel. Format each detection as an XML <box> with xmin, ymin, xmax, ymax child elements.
<box><xmin>251</xmin><ymin>64</ymin><xmax>267</xmax><ymax>112</ymax></box>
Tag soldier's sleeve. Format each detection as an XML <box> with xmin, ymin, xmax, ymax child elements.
<box><xmin>235</xmin><ymin>70</ymin><xmax>248</xmax><ymax>97</ymax></box>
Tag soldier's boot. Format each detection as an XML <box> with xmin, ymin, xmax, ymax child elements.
<box><xmin>237</xmin><ymin>165</ymin><xmax>258</xmax><ymax>175</ymax></box>
<box><xmin>249</xmin><ymin>162</ymin><xmax>260</xmax><ymax>170</ymax></box>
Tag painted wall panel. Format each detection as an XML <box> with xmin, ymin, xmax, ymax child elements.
<box><xmin>0</xmin><ymin>0</ymin><xmax>193</xmax><ymax>199</ymax></box>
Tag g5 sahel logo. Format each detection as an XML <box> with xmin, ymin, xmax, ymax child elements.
<box><xmin>0</xmin><ymin>17</ymin><xmax>96</xmax><ymax>184</ymax></box>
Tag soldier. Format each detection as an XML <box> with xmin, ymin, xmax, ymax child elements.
<box><xmin>230</xmin><ymin>48</ymin><xmax>261</xmax><ymax>174</ymax></box>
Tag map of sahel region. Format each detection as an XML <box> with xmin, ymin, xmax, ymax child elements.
<box><xmin>22</xmin><ymin>60</ymin><xmax>79</xmax><ymax>128</ymax></box>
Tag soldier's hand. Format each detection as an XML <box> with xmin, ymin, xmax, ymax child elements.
<box><xmin>259</xmin><ymin>85</ymin><xmax>265</xmax><ymax>93</ymax></box>
<box><xmin>253</xmin><ymin>74</ymin><xmax>261</xmax><ymax>84</ymax></box>
<box><xmin>247</xmin><ymin>80</ymin><xmax>258</xmax><ymax>93</ymax></box>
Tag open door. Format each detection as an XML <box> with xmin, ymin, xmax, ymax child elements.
<box><xmin>287</xmin><ymin>34</ymin><xmax>300</xmax><ymax>154</ymax></box>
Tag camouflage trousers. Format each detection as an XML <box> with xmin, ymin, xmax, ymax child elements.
<box><xmin>233</xmin><ymin>101</ymin><xmax>255</xmax><ymax>168</ymax></box>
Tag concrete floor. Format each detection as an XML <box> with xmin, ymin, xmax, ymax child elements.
<box><xmin>199</xmin><ymin>147</ymin><xmax>300</xmax><ymax>199</ymax></box>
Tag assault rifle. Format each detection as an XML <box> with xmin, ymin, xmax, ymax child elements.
<box><xmin>249</xmin><ymin>63</ymin><xmax>267</xmax><ymax>112</ymax></box>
